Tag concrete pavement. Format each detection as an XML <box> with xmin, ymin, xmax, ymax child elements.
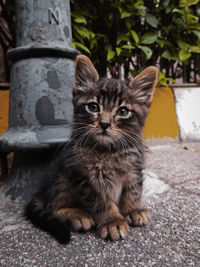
<box><xmin>0</xmin><ymin>141</ymin><xmax>200</xmax><ymax>266</ymax></box>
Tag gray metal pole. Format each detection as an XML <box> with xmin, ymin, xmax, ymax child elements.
<box><xmin>0</xmin><ymin>0</ymin><xmax>79</xmax><ymax>202</ymax></box>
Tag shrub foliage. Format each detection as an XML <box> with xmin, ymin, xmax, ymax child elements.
<box><xmin>1</xmin><ymin>0</ymin><xmax>200</xmax><ymax>84</ymax></box>
<box><xmin>71</xmin><ymin>0</ymin><xmax>200</xmax><ymax>84</ymax></box>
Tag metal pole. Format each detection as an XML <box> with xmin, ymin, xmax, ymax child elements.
<box><xmin>0</xmin><ymin>0</ymin><xmax>79</xmax><ymax>202</ymax></box>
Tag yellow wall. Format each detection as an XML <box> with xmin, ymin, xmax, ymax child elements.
<box><xmin>0</xmin><ymin>87</ymin><xmax>179</xmax><ymax>138</ymax></box>
<box><xmin>143</xmin><ymin>87</ymin><xmax>179</xmax><ymax>139</ymax></box>
<box><xmin>0</xmin><ymin>90</ymin><xmax>9</xmax><ymax>135</ymax></box>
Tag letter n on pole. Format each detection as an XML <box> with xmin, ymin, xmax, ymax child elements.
<box><xmin>48</xmin><ymin>8</ymin><xmax>59</xmax><ymax>25</ymax></box>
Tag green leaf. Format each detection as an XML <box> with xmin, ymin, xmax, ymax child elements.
<box><xmin>135</xmin><ymin>9</ymin><xmax>147</xmax><ymax>17</ymax></box>
<box><xmin>116</xmin><ymin>34</ymin><xmax>129</xmax><ymax>45</ymax></box>
<box><xmin>190</xmin><ymin>46</ymin><xmax>200</xmax><ymax>53</ymax></box>
<box><xmin>158</xmin><ymin>40</ymin><xmax>165</xmax><ymax>48</ymax></box>
<box><xmin>96</xmin><ymin>33</ymin><xmax>106</xmax><ymax>39</ymax></box>
<box><xmin>120</xmin><ymin>50</ymin><xmax>132</xmax><ymax>57</ymax></box>
<box><xmin>90</xmin><ymin>31</ymin><xmax>95</xmax><ymax>39</ymax></box>
<box><xmin>166</xmin><ymin>77</ymin><xmax>176</xmax><ymax>83</ymax></box>
<box><xmin>159</xmin><ymin>71</ymin><xmax>165</xmax><ymax>80</ymax></box>
<box><xmin>192</xmin><ymin>30</ymin><xmax>200</xmax><ymax>38</ymax></box>
<box><xmin>173</xmin><ymin>18</ymin><xmax>186</xmax><ymax>28</ymax></box>
<box><xmin>90</xmin><ymin>39</ymin><xmax>97</xmax><ymax>49</ymax></box>
<box><xmin>133</xmin><ymin>2</ymin><xmax>147</xmax><ymax>10</ymax></box>
<box><xmin>161</xmin><ymin>50</ymin><xmax>178</xmax><ymax>60</ymax></box>
<box><xmin>146</xmin><ymin>13</ymin><xmax>159</xmax><ymax>28</ymax></box>
<box><xmin>138</xmin><ymin>45</ymin><xmax>153</xmax><ymax>60</ymax></box>
<box><xmin>121</xmin><ymin>11</ymin><xmax>132</xmax><ymax>19</ymax></box>
<box><xmin>178</xmin><ymin>50</ymin><xmax>191</xmax><ymax>61</ymax></box>
<box><xmin>189</xmin><ymin>24</ymin><xmax>200</xmax><ymax>31</ymax></box>
<box><xmin>107</xmin><ymin>50</ymin><xmax>116</xmax><ymax>61</ymax></box>
<box><xmin>74</xmin><ymin>16</ymin><xmax>87</xmax><ymax>24</ymax></box>
<box><xmin>158</xmin><ymin>72</ymin><xmax>169</xmax><ymax>87</ymax></box>
<box><xmin>162</xmin><ymin>0</ymin><xmax>171</xmax><ymax>8</ymax></box>
<box><xmin>72</xmin><ymin>41</ymin><xmax>76</xmax><ymax>49</ymax></box>
<box><xmin>105</xmin><ymin>44</ymin><xmax>112</xmax><ymax>52</ymax></box>
<box><xmin>119</xmin><ymin>8</ymin><xmax>132</xmax><ymax>19</ymax></box>
<box><xmin>158</xmin><ymin>40</ymin><xmax>173</xmax><ymax>48</ymax></box>
<box><xmin>116</xmin><ymin>47</ymin><xmax>122</xmax><ymax>56</ymax></box>
<box><xmin>197</xmin><ymin>7</ymin><xmax>200</xmax><ymax>16</ymax></box>
<box><xmin>161</xmin><ymin>26</ymin><xmax>169</xmax><ymax>34</ymax></box>
<box><xmin>159</xmin><ymin>80</ymin><xmax>169</xmax><ymax>87</ymax></box>
<box><xmin>186</xmin><ymin>14</ymin><xmax>199</xmax><ymax>25</ymax></box>
<box><xmin>158</xmin><ymin>72</ymin><xmax>176</xmax><ymax>87</ymax></box>
<box><xmin>73</xmin><ymin>42</ymin><xmax>91</xmax><ymax>54</ymax></box>
<box><xmin>172</xmin><ymin>8</ymin><xmax>184</xmax><ymax>15</ymax></box>
<box><xmin>141</xmin><ymin>32</ymin><xmax>158</xmax><ymax>44</ymax></box>
<box><xmin>165</xmin><ymin>7</ymin><xmax>172</xmax><ymax>14</ymax></box>
<box><xmin>125</xmin><ymin>19</ymin><xmax>133</xmax><ymax>30</ymax></box>
<box><xmin>161</xmin><ymin>51</ymin><xmax>169</xmax><ymax>59</ymax></box>
<box><xmin>121</xmin><ymin>45</ymin><xmax>135</xmax><ymax>49</ymax></box>
<box><xmin>179</xmin><ymin>0</ymin><xmax>199</xmax><ymax>8</ymax></box>
<box><xmin>130</xmin><ymin>30</ymin><xmax>139</xmax><ymax>44</ymax></box>
<box><xmin>73</xmin><ymin>25</ymin><xmax>92</xmax><ymax>40</ymax></box>
<box><xmin>177</xmin><ymin>40</ymin><xmax>190</xmax><ymax>50</ymax></box>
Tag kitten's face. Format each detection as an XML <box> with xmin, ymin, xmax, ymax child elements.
<box><xmin>72</xmin><ymin>55</ymin><xmax>158</xmax><ymax>152</ymax></box>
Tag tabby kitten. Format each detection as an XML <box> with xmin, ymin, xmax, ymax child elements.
<box><xmin>25</xmin><ymin>55</ymin><xmax>158</xmax><ymax>244</ymax></box>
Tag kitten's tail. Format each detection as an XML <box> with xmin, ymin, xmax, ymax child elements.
<box><xmin>25</xmin><ymin>198</ymin><xmax>71</xmax><ymax>244</ymax></box>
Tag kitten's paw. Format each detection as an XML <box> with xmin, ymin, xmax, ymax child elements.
<box><xmin>126</xmin><ymin>209</ymin><xmax>150</xmax><ymax>227</ymax></box>
<box><xmin>98</xmin><ymin>218</ymin><xmax>130</xmax><ymax>241</ymax></box>
<box><xmin>71</xmin><ymin>211</ymin><xmax>94</xmax><ymax>231</ymax></box>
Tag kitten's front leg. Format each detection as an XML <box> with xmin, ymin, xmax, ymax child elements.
<box><xmin>120</xmin><ymin>182</ymin><xmax>150</xmax><ymax>227</ymax></box>
<box><xmin>96</xmin><ymin>200</ymin><xmax>130</xmax><ymax>241</ymax></box>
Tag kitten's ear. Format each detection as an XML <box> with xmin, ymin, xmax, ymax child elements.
<box><xmin>129</xmin><ymin>66</ymin><xmax>158</xmax><ymax>105</ymax></box>
<box><xmin>74</xmin><ymin>55</ymin><xmax>99</xmax><ymax>94</ymax></box>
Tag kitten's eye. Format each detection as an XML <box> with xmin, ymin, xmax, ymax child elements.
<box><xmin>87</xmin><ymin>102</ymin><xmax>100</xmax><ymax>113</ymax></box>
<box><xmin>116</xmin><ymin>107</ymin><xmax>130</xmax><ymax>117</ymax></box>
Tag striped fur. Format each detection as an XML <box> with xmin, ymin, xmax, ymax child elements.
<box><xmin>25</xmin><ymin>55</ymin><xmax>158</xmax><ymax>243</ymax></box>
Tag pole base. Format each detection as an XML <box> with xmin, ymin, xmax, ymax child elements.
<box><xmin>0</xmin><ymin>150</ymin><xmax>55</xmax><ymax>203</ymax></box>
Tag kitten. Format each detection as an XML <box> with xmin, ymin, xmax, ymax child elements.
<box><xmin>25</xmin><ymin>55</ymin><xmax>158</xmax><ymax>244</ymax></box>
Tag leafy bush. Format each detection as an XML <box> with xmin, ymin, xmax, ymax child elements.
<box><xmin>1</xmin><ymin>0</ymin><xmax>200</xmax><ymax>85</ymax></box>
<box><xmin>71</xmin><ymin>0</ymin><xmax>200</xmax><ymax>85</ymax></box>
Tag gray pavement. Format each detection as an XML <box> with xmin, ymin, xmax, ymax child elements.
<box><xmin>0</xmin><ymin>141</ymin><xmax>200</xmax><ymax>266</ymax></box>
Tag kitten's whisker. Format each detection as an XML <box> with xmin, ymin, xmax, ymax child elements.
<box><xmin>112</xmin><ymin>131</ymin><xmax>144</xmax><ymax>169</ymax></box>
<box><xmin>112</xmin><ymin>131</ymin><xmax>129</xmax><ymax>152</ymax></box>
<box><xmin>107</xmin><ymin>141</ymin><xmax>111</xmax><ymax>154</ymax></box>
<box><xmin>74</xmin><ymin>134</ymin><xmax>87</xmax><ymax>151</ymax></box>
<box><xmin>127</xmin><ymin>130</ymin><xmax>145</xmax><ymax>145</ymax></box>
<box><xmin>115</xmin><ymin>136</ymin><xmax>131</xmax><ymax>167</ymax></box>
<box><xmin>46</xmin><ymin>124</ymin><xmax>89</xmax><ymax>140</ymax></box>
<box><xmin>122</xmin><ymin>132</ymin><xmax>143</xmax><ymax>152</ymax></box>
<box><xmin>71</xmin><ymin>127</ymin><xmax>90</xmax><ymax>141</ymax></box>
<box><xmin>117</xmin><ymin>137</ymin><xmax>143</xmax><ymax>170</ymax></box>
<box><xmin>111</xmin><ymin>133</ymin><xmax>131</xmax><ymax>168</ymax></box>
<box><xmin>74</xmin><ymin>130</ymin><xmax>92</xmax><ymax>154</ymax></box>
<box><xmin>113</xmin><ymin>136</ymin><xmax>130</xmax><ymax>173</ymax></box>
<box><xmin>81</xmin><ymin>131</ymin><xmax>93</xmax><ymax>148</ymax></box>
<box><xmin>89</xmin><ymin>124</ymin><xmax>98</xmax><ymax>129</ymax></box>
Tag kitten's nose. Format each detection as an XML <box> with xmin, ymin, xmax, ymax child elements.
<box><xmin>99</xmin><ymin>122</ymin><xmax>110</xmax><ymax>131</ymax></box>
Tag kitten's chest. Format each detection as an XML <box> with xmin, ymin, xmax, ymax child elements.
<box><xmin>85</xmin><ymin>157</ymin><xmax>127</xmax><ymax>203</ymax></box>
